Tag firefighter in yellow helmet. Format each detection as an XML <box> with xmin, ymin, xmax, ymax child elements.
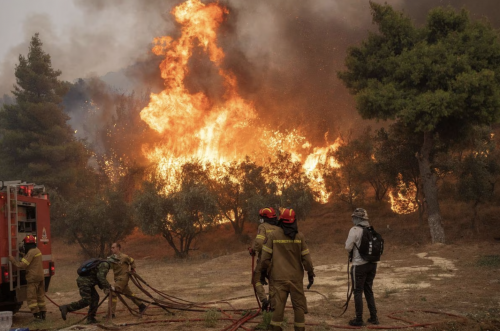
<box><xmin>260</xmin><ymin>208</ymin><xmax>315</xmax><ymax>331</ymax></box>
<box><xmin>9</xmin><ymin>235</ymin><xmax>47</xmax><ymax>320</ymax></box>
<box><xmin>249</xmin><ymin>207</ymin><xmax>280</xmax><ymax>310</ymax></box>
<box><xmin>107</xmin><ymin>242</ymin><xmax>146</xmax><ymax>317</ymax></box>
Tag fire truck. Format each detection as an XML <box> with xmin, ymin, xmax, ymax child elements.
<box><xmin>0</xmin><ymin>181</ymin><xmax>55</xmax><ymax>312</ymax></box>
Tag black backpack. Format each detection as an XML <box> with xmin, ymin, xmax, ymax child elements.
<box><xmin>77</xmin><ymin>258</ymin><xmax>106</xmax><ymax>276</ymax></box>
<box><xmin>355</xmin><ymin>225</ymin><xmax>384</xmax><ymax>262</ymax></box>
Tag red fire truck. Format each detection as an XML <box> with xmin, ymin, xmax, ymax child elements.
<box><xmin>0</xmin><ymin>181</ymin><xmax>55</xmax><ymax>312</ymax></box>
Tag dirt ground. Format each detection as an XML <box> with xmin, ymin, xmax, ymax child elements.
<box><xmin>10</xmin><ymin>238</ymin><xmax>500</xmax><ymax>331</ymax></box>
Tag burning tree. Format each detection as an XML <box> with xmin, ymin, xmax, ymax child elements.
<box><xmin>211</xmin><ymin>158</ymin><xmax>268</xmax><ymax>237</ymax></box>
<box><xmin>338</xmin><ymin>3</ymin><xmax>500</xmax><ymax>243</ymax></box>
<box><xmin>134</xmin><ymin>162</ymin><xmax>218</xmax><ymax>258</ymax></box>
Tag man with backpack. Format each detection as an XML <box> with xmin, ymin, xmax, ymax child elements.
<box><xmin>345</xmin><ymin>208</ymin><xmax>382</xmax><ymax>326</ymax></box>
<box><xmin>59</xmin><ymin>258</ymin><xmax>114</xmax><ymax>324</ymax></box>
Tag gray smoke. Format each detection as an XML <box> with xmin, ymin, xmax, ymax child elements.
<box><xmin>1</xmin><ymin>0</ymin><xmax>499</xmax><ymax>146</ymax></box>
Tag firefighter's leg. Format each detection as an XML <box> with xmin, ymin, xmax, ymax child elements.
<box><xmin>289</xmin><ymin>281</ymin><xmax>307</xmax><ymax>331</ymax></box>
<box><xmin>36</xmin><ymin>280</ymin><xmax>47</xmax><ymax>313</ymax></box>
<box><xmin>269</xmin><ymin>281</ymin><xmax>289</xmax><ymax>331</ymax></box>
<box><xmin>122</xmin><ymin>284</ymin><xmax>143</xmax><ymax>308</ymax></box>
<box><xmin>253</xmin><ymin>259</ymin><xmax>268</xmax><ymax>303</ymax></box>
<box><xmin>26</xmin><ymin>282</ymin><xmax>39</xmax><ymax>314</ymax></box>
<box><xmin>111</xmin><ymin>283</ymin><xmax>120</xmax><ymax>315</ymax></box>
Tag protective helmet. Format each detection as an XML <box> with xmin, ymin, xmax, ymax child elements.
<box><xmin>280</xmin><ymin>208</ymin><xmax>296</xmax><ymax>223</ymax></box>
<box><xmin>351</xmin><ymin>208</ymin><xmax>369</xmax><ymax>220</ymax></box>
<box><xmin>259</xmin><ymin>207</ymin><xmax>277</xmax><ymax>219</ymax></box>
<box><xmin>23</xmin><ymin>235</ymin><xmax>36</xmax><ymax>244</ymax></box>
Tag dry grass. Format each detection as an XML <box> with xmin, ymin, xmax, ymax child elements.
<box><xmin>9</xmin><ymin>199</ymin><xmax>500</xmax><ymax>330</ymax></box>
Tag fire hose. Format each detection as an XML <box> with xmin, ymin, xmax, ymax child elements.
<box><xmin>41</xmin><ymin>255</ymin><xmax>469</xmax><ymax>331</ymax></box>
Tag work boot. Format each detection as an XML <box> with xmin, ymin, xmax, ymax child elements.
<box><xmin>39</xmin><ymin>311</ymin><xmax>46</xmax><ymax>320</ymax></box>
<box><xmin>261</xmin><ymin>298</ymin><xmax>270</xmax><ymax>311</ymax></box>
<box><xmin>87</xmin><ymin>316</ymin><xmax>98</xmax><ymax>324</ymax></box>
<box><xmin>59</xmin><ymin>305</ymin><xmax>68</xmax><ymax>321</ymax></box>
<box><xmin>348</xmin><ymin>317</ymin><xmax>365</xmax><ymax>326</ymax></box>
<box><xmin>139</xmin><ymin>303</ymin><xmax>147</xmax><ymax>314</ymax></box>
<box><xmin>367</xmin><ymin>315</ymin><xmax>379</xmax><ymax>325</ymax></box>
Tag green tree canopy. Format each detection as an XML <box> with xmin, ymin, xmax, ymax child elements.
<box><xmin>0</xmin><ymin>34</ymin><xmax>88</xmax><ymax>194</ymax></box>
<box><xmin>338</xmin><ymin>3</ymin><xmax>500</xmax><ymax>243</ymax></box>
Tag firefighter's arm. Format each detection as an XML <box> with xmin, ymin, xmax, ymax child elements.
<box><xmin>260</xmin><ymin>236</ymin><xmax>273</xmax><ymax>285</ymax></box>
<box><xmin>300</xmin><ymin>236</ymin><xmax>314</xmax><ymax>274</ymax></box>
<box><xmin>251</xmin><ymin>224</ymin><xmax>266</xmax><ymax>254</ymax></box>
<box><xmin>97</xmin><ymin>262</ymin><xmax>112</xmax><ymax>290</ymax></box>
<box><xmin>129</xmin><ymin>256</ymin><xmax>136</xmax><ymax>271</ymax></box>
<box><xmin>9</xmin><ymin>250</ymin><xmax>35</xmax><ymax>269</ymax></box>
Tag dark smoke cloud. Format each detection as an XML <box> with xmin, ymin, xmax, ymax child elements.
<box><xmin>1</xmin><ymin>0</ymin><xmax>499</xmax><ymax>147</ymax></box>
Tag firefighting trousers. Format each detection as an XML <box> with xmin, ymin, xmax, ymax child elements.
<box><xmin>27</xmin><ymin>280</ymin><xmax>46</xmax><ymax>313</ymax></box>
<box><xmin>67</xmin><ymin>278</ymin><xmax>100</xmax><ymax>317</ymax></box>
<box><xmin>252</xmin><ymin>259</ymin><xmax>270</xmax><ymax>303</ymax></box>
<box><xmin>111</xmin><ymin>280</ymin><xmax>143</xmax><ymax>314</ymax></box>
<box><xmin>269</xmin><ymin>280</ymin><xmax>308</xmax><ymax>331</ymax></box>
<box><xmin>351</xmin><ymin>263</ymin><xmax>377</xmax><ymax>319</ymax></box>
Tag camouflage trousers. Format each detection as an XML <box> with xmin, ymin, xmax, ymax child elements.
<box><xmin>269</xmin><ymin>280</ymin><xmax>308</xmax><ymax>331</ymax></box>
<box><xmin>111</xmin><ymin>279</ymin><xmax>142</xmax><ymax>314</ymax></box>
<box><xmin>27</xmin><ymin>280</ymin><xmax>46</xmax><ymax>313</ymax></box>
<box><xmin>66</xmin><ymin>277</ymin><xmax>100</xmax><ymax>317</ymax></box>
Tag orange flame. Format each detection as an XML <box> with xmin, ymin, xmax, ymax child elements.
<box><xmin>389</xmin><ymin>174</ymin><xmax>418</xmax><ymax>214</ymax></box>
<box><xmin>140</xmin><ymin>0</ymin><xmax>340</xmax><ymax>202</ymax></box>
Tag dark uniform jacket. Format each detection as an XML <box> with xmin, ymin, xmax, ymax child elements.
<box><xmin>9</xmin><ymin>247</ymin><xmax>44</xmax><ymax>283</ymax></box>
<box><xmin>261</xmin><ymin>228</ymin><xmax>314</xmax><ymax>282</ymax></box>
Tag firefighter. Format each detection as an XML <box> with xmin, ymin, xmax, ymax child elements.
<box><xmin>249</xmin><ymin>207</ymin><xmax>280</xmax><ymax>310</ymax></box>
<box><xmin>107</xmin><ymin>242</ymin><xmax>146</xmax><ymax>317</ymax></box>
<box><xmin>260</xmin><ymin>208</ymin><xmax>315</xmax><ymax>331</ymax></box>
<box><xmin>59</xmin><ymin>259</ymin><xmax>113</xmax><ymax>324</ymax></box>
<box><xmin>8</xmin><ymin>235</ymin><xmax>47</xmax><ymax>320</ymax></box>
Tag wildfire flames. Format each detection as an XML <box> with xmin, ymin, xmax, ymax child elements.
<box><xmin>140</xmin><ymin>0</ymin><xmax>338</xmax><ymax>202</ymax></box>
<box><xmin>388</xmin><ymin>174</ymin><xmax>418</xmax><ymax>214</ymax></box>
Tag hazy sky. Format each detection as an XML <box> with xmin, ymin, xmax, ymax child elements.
<box><xmin>1</xmin><ymin>0</ymin><xmax>499</xmax><ymax>141</ymax></box>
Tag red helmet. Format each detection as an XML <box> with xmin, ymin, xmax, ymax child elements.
<box><xmin>259</xmin><ymin>207</ymin><xmax>276</xmax><ymax>219</ymax></box>
<box><xmin>280</xmin><ymin>208</ymin><xmax>296</xmax><ymax>223</ymax></box>
<box><xmin>23</xmin><ymin>235</ymin><xmax>36</xmax><ymax>244</ymax></box>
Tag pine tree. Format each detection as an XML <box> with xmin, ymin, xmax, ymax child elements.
<box><xmin>0</xmin><ymin>34</ymin><xmax>89</xmax><ymax>194</ymax></box>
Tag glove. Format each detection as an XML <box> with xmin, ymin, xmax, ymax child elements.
<box><xmin>110</xmin><ymin>285</ymin><xmax>115</xmax><ymax>292</ymax></box>
<box><xmin>248</xmin><ymin>248</ymin><xmax>256</xmax><ymax>256</ymax></box>
<box><xmin>307</xmin><ymin>271</ymin><xmax>315</xmax><ymax>290</ymax></box>
<box><xmin>260</xmin><ymin>271</ymin><xmax>268</xmax><ymax>286</ymax></box>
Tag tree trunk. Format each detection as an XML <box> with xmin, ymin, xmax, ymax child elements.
<box><xmin>417</xmin><ymin>131</ymin><xmax>445</xmax><ymax>244</ymax></box>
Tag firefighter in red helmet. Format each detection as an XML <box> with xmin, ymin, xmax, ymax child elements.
<box><xmin>9</xmin><ymin>235</ymin><xmax>47</xmax><ymax>320</ymax></box>
<box><xmin>260</xmin><ymin>208</ymin><xmax>315</xmax><ymax>331</ymax></box>
<box><xmin>249</xmin><ymin>207</ymin><xmax>280</xmax><ymax>310</ymax></box>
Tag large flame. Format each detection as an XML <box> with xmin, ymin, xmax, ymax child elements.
<box><xmin>140</xmin><ymin>0</ymin><xmax>338</xmax><ymax>201</ymax></box>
